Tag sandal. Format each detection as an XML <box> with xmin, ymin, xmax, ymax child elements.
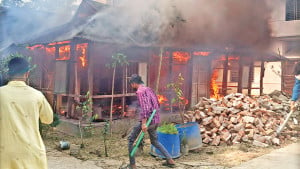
<box><xmin>162</xmin><ymin>161</ymin><xmax>176</xmax><ymax>168</ymax></box>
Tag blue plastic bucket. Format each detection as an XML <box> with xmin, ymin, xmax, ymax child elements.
<box><xmin>176</xmin><ymin>122</ymin><xmax>202</xmax><ymax>150</ymax></box>
<box><xmin>150</xmin><ymin>131</ymin><xmax>181</xmax><ymax>158</ymax></box>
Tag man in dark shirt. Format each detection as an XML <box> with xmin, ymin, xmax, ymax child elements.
<box><xmin>125</xmin><ymin>74</ymin><xmax>175</xmax><ymax>169</ymax></box>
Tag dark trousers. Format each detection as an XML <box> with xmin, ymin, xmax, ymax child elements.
<box><xmin>128</xmin><ymin>122</ymin><xmax>172</xmax><ymax>165</ymax></box>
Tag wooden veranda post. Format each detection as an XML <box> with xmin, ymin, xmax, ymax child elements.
<box><xmin>156</xmin><ymin>47</ymin><xmax>164</xmax><ymax>93</ymax></box>
<box><xmin>237</xmin><ymin>56</ymin><xmax>243</xmax><ymax>93</ymax></box>
<box><xmin>222</xmin><ymin>54</ymin><xmax>229</xmax><ymax>96</ymax></box>
<box><xmin>247</xmin><ymin>58</ymin><xmax>254</xmax><ymax>95</ymax></box>
<box><xmin>67</xmin><ymin>42</ymin><xmax>76</xmax><ymax>118</ymax></box>
<box><xmin>260</xmin><ymin>58</ymin><xmax>265</xmax><ymax>95</ymax></box>
<box><xmin>87</xmin><ymin>43</ymin><xmax>93</xmax><ymax>102</ymax></box>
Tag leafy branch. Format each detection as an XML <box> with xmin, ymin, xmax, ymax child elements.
<box><xmin>76</xmin><ymin>91</ymin><xmax>93</xmax><ymax>148</ymax></box>
<box><xmin>167</xmin><ymin>73</ymin><xmax>187</xmax><ymax>123</ymax></box>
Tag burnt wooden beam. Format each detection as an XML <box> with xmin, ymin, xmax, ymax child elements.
<box><xmin>237</xmin><ymin>56</ymin><xmax>243</xmax><ymax>93</ymax></box>
<box><xmin>207</xmin><ymin>57</ymin><xmax>212</xmax><ymax>98</ymax></box>
<box><xmin>248</xmin><ymin>58</ymin><xmax>254</xmax><ymax>95</ymax></box>
<box><xmin>222</xmin><ymin>54</ymin><xmax>229</xmax><ymax>96</ymax></box>
<box><xmin>260</xmin><ymin>59</ymin><xmax>265</xmax><ymax>95</ymax></box>
<box><xmin>87</xmin><ymin>42</ymin><xmax>93</xmax><ymax>96</ymax></box>
<box><xmin>54</xmin><ymin>45</ymin><xmax>60</xmax><ymax>113</ymax></box>
<box><xmin>67</xmin><ymin>42</ymin><xmax>76</xmax><ymax>118</ymax></box>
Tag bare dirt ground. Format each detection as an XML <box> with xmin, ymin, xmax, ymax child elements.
<box><xmin>43</xmin><ymin>125</ymin><xmax>299</xmax><ymax>169</ymax></box>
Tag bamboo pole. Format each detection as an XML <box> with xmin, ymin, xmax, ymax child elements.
<box><xmin>155</xmin><ymin>47</ymin><xmax>164</xmax><ymax>93</ymax></box>
<box><xmin>110</xmin><ymin>67</ymin><xmax>116</xmax><ymax>135</ymax></box>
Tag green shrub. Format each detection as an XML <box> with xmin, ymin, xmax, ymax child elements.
<box><xmin>157</xmin><ymin>123</ymin><xmax>178</xmax><ymax>134</ymax></box>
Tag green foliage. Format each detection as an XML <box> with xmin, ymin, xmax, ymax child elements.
<box><xmin>166</xmin><ymin>73</ymin><xmax>185</xmax><ymax>105</ymax></box>
<box><xmin>157</xmin><ymin>123</ymin><xmax>178</xmax><ymax>134</ymax></box>
<box><xmin>76</xmin><ymin>91</ymin><xmax>93</xmax><ymax>121</ymax></box>
<box><xmin>75</xmin><ymin>91</ymin><xmax>94</xmax><ymax>148</ymax></box>
<box><xmin>166</xmin><ymin>73</ymin><xmax>187</xmax><ymax>122</ymax></box>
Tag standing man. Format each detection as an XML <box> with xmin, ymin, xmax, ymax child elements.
<box><xmin>0</xmin><ymin>57</ymin><xmax>53</xmax><ymax>169</ymax></box>
<box><xmin>290</xmin><ymin>62</ymin><xmax>300</xmax><ymax>111</ymax></box>
<box><xmin>124</xmin><ymin>74</ymin><xmax>175</xmax><ymax>169</ymax></box>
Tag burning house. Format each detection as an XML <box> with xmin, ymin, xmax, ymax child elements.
<box><xmin>1</xmin><ymin>0</ymin><xmax>282</xmax><ymax>119</ymax></box>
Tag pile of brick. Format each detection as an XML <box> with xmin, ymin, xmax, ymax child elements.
<box><xmin>184</xmin><ymin>91</ymin><xmax>299</xmax><ymax>147</ymax></box>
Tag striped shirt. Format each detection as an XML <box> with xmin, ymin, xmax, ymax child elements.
<box><xmin>136</xmin><ymin>85</ymin><xmax>160</xmax><ymax>124</ymax></box>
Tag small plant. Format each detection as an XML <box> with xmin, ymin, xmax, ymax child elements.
<box><xmin>76</xmin><ymin>91</ymin><xmax>93</xmax><ymax>148</ymax></box>
<box><xmin>167</xmin><ymin>73</ymin><xmax>188</xmax><ymax>123</ymax></box>
<box><xmin>157</xmin><ymin>123</ymin><xmax>178</xmax><ymax>134</ymax></box>
<box><xmin>103</xmin><ymin>120</ymin><xmax>110</xmax><ymax>157</ymax></box>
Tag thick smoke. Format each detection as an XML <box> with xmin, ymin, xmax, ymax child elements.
<box><xmin>1</xmin><ymin>0</ymin><xmax>273</xmax><ymax>53</ymax></box>
<box><xmin>80</xmin><ymin>0</ymin><xmax>272</xmax><ymax>51</ymax></box>
<box><xmin>0</xmin><ymin>0</ymin><xmax>79</xmax><ymax>52</ymax></box>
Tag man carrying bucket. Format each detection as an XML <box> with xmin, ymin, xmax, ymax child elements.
<box><xmin>123</xmin><ymin>74</ymin><xmax>176</xmax><ymax>169</ymax></box>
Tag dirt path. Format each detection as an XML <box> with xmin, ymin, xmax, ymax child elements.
<box><xmin>47</xmin><ymin>148</ymin><xmax>103</xmax><ymax>169</ymax></box>
<box><xmin>47</xmin><ymin>142</ymin><xmax>300</xmax><ymax>169</ymax></box>
<box><xmin>47</xmin><ymin>148</ymin><xmax>227</xmax><ymax>169</ymax></box>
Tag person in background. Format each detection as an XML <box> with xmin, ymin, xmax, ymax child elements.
<box><xmin>124</xmin><ymin>74</ymin><xmax>175</xmax><ymax>169</ymax></box>
<box><xmin>290</xmin><ymin>62</ymin><xmax>300</xmax><ymax>111</ymax></box>
<box><xmin>0</xmin><ymin>57</ymin><xmax>53</xmax><ymax>169</ymax></box>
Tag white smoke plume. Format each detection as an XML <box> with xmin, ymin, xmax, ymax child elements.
<box><xmin>80</xmin><ymin>0</ymin><xmax>272</xmax><ymax>51</ymax></box>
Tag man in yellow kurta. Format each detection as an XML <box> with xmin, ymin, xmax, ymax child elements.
<box><xmin>0</xmin><ymin>57</ymin><xmax>53</xmax><ymax>169</ymax></box>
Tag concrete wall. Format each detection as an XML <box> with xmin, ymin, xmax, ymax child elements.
<box><xmin>262</xmin><ymin>62</ymin><xmax>282</xmax><ymax>94</ymax></box>
<box><xmin>268</xmin><ymin>0</ymin><xmax>300</xmax><ymax>58</ymax></box>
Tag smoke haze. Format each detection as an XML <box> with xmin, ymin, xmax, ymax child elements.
<box><xmin>1</xmin><ymin>0</ymin><xmax>273</xmax><ymax>53</ymax></box>
<box><xmin>0</xmin><ymin>0</ymin><xmax>79</xmax><ymax>51</ymax></box>
<box><xmin>80</xmin><ymin>0</ymin><xmax>272</xmax><ymax>51</ymax></box>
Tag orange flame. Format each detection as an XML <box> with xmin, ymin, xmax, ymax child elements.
<box><xmin>210</xmin><ymin>69</ymin><xmax>219</xmax><ymax>99</ymax></box>
<box><xmin>76</xmin><ymin>43</ymin><xmax>88</xmax><ymax>67</ymax></box>
<box><xmin>179</xmin><ymin>96</ymin><xmax>189</xmax><ymax>105</ymax></box>
<box><xmin>220</xmin><ymin>55</ymin><xmax>239</xmax><ymax>61</ymax></box>
<box><xmin>27</xmin><ymin>44</ymin><xmax>44</xmax><ymax>50</ymax></box>
<box><xmin>193</xmin><ymin>51</ymin><xmax>210</xmax><ymax>56</ymax></box>
<box><xmin>56</xmin><ymin>45</ymin><xmax>70</xmax><ymax>60</ymax></box>
<box><xmin>48</xmin><ymin>41</ymin><xmax>71</xmax><ymax>46</ymax></box>
<box><xmin>157</xmin><ymin>95</ymin><xmax>168</xmax><ymax>104</ymax></box>
<box><xmin>45</xmin><ymin>47</ymin><xmax>55</xmax><ymax>54</ymax></box>
<box><xmin>173</xmin><ymin>51</ymin><xmax>191</xmax><ymax>63</ymax></box>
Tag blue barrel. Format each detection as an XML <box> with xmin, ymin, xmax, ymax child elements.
<box><xmin>150</xmin><ymin>131</ymin><xmax>181</xmax><ymax>158</ymax></box>
<box><xmin>176</xmin><ymin>122</ymin><xmax>202</xmax><ymax>150</ymax></box>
